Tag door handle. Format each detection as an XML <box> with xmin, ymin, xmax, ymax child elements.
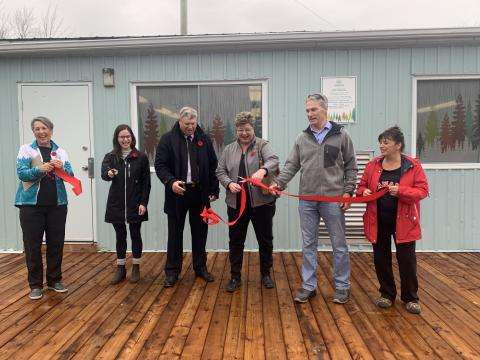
<box><xmin>81</xmin><ymin>158</ymin><xmax>95</xmax><ymax>178</ymax></box>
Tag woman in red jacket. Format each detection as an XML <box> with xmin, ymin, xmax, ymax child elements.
<box><xmin>357</xmin><ymin>126</ymin><xmax>429</xmax><ymax>314</ymax></box>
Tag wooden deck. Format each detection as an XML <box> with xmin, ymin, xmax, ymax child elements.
<box><xmin>0</xmin><ymin>251</ymin><xmax>479</xmax><ymax>359</ymax></box>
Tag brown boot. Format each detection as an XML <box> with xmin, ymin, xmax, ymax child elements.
<box><xmin>111</xmin><ymin>265</ymin><xmax>126</xmax><ymax>285</ymax></box>
<box><xmin>130</xmin><ymin>264</ymin><xmax>140</xmax><ymax>283</ymax></box>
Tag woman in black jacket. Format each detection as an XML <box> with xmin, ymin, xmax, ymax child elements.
<box><xmin>101</xmin><ymin>124</ymin><xmax>151</xmax><ymax>284</ymax></box>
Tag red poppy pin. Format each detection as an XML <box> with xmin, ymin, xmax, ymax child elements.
<box><xmin>249</xmin><ymin>151</ymin><xmax>255</xmax><ymax>157</ymax></box>
<box><xmin>51</xmin><ymin>151</ymin><xmax>57</xmax><ymax>157</ymax></box>
<box><xmin>131</xmin><ymin>152</ymin><xmax>138</xmax><ymax>158</ymax></box>
<box><xmin>197</xmin><ymin>140</ymin><xmax>204</xmax><ymax>147</ymax></box>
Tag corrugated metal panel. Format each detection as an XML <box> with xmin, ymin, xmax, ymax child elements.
<box><xmin>1</xmin><ymin>44</ymin><xmax>480</xmax><ymax>251</ymax></box>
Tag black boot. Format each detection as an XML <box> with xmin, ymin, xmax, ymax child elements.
<box><xmin>111</xmin><ymin>265</ymin><xmax>126</xmax><ymax>285</ymax></box>
<box><xmin>130</xmin><ymin>264</ymin><xmax>140</xmax><ymax>283</ymax></box>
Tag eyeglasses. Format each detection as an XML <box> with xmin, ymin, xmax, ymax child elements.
<box><xmin>118</xmin><ymin>135</ymin><xmax>131</xmax><ymax>140</ymax></box>
<box><xmin>307</xmin><ymin>93</ymin><xmax>328</xmax><ymax>104</ymax></box>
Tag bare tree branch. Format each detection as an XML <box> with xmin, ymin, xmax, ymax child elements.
<box><xmin>39</xmin><ymin>4</ymin><xmax>65</xmax><ymax>37</ymax></box>
<box><xmin>12</xmin><ymin>7</ymin><xmax>37</xmax><ymax>38</ymax></box>
<box><xmin>0</xmin><ymin>1</ymin><xmax>10</xmax><ymax>38</ymax></box>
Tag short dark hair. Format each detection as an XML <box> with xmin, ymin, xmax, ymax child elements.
<box><xmin>378</xmin><ymin>126</ymin><xmax>405</xmax><ymax>151</ymax></box>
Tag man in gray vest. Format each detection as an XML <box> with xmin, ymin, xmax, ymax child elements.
<box><xmin>272</xmin><ymin>93</ymin><xmax>358</xmax><ymax>304</ymax></box>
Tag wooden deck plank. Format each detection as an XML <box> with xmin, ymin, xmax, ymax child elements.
<box><xmin>261</xmin><ymin>254</ymin><xmax>288</xmax><ymax>360</ymax></box>
<box><xmin>358</xmin><ymin>252</ymin><xmax>480</xmax><ymax>359</ymax></box>
<box><xmin>244</xmin><ymin>252</ymin><xmax>265</xmax><ymax>360</ymax></box>
<box><xmin>222</xmin><ymin>252</ymin><xmax>249</xmax><ymax>360</ymax></box>
<box><xmin>116</xmin><ymin>253</ymin><xmax>193</xmax><ymax>360</ymax></box>
<box><xmin>94</xmin><ymin>254</ymin><xmax>168</xmax><ymax>360</ymax></box>
<box><xmin>68</xmin><ymin>253</ymin><xmax>166</xmax><ymax>359</ymax></box>
<box><xmin>272</xmin><ymin>253</ymin><xmax>309</xmax><ymax>359</ymax></box>
<box><xmin>0</xmin><ymin>251</ymin><xmax>478</xmax><ymax>360</ymax></box>
<box><xmin>199</xmin><ymin>254</ymin><xmax>234</xmax><ymax>360</ymax></box>
<box><xmin>180</xmin><ymin>252</ymin><xmax>227</xmax><ymax>359</ymax></box>
<box><xmin>283</xmin><ymin>253</ymin><xmax>333</xmax><ymax>360</ymax></box>
<box><xmin>158</xmin><ymin>253</ymin><xmax>217</xmax><ymax>359</ymax></box>
<box><xmin>3</xmin><ymin>253</ymin><xmax>116</xmax><ymax>360</ymax></box>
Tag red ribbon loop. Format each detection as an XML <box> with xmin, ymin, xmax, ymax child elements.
<box><xmin>54</xmin><ymin>168</ymin><xmax>82</xmax><ymax>196</ymax></box>
<box><xmin>200</xmin><ymin>177</ymin><xmax>388</xmax><ymax>226</ymax></box>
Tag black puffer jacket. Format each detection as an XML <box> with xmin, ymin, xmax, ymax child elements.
<box><xmin>101</xmin><ymin>149</ymin><xmax>151</xmax><ymax>223</ymax></box>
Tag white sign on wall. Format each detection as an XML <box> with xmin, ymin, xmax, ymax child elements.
<box><xmin>321</xmin><ymin>76</ymin><xmax>357</xmax><ymax>124</ymax></box>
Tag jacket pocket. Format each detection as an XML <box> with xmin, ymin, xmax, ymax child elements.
<box><xmin>324</xmin><ymin>144</ymin><xmax>340</xmax><ymax>168</ymax></box>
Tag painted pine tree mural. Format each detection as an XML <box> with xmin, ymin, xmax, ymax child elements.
<box><xmin>465</xmin><ymin>100</ymin><xmax>474</xmax><ymax>147</ymax></box>
<box><xmin>417</xmin><ymin>132</ymin><xmax>425</xmax><ymax>156</ymax></box>
<box><xmin>440</xmin><ymin>113</ymin><xmax>452</xmax><ymax>153</ymax></box>
<box><xmin>425</xmin><ymin>110</ymin><xmax>439</xmax><ymax>147</ymax></box>
<box><xmin>451</xmin><ymin>94</ymin><xmax>466</xmax><ymax>149</ymax></box>
<box><xmin>224</xmin><ymin>120</ymin><xmax>235</xmax><ymax>145</ymax></box>
<box><xmin>144</xmin><ymin>103</ymin><xmax>159</xmax><ymax>162</ymax></box>
<box><xmin>472</xmin><ymin>93</ymin><xmax>480</xmax><ymax>151</ymax></box>
<box><xmin>210</xmin><ymin>114</ymin><xmax>225</xmax><ymax>155</ymax></box>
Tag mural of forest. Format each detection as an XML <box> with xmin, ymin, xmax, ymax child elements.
<box><xmin>416</xmin><ymin>79</ymin><xmax>480</xmax><ymax>163</ymax></box>
<box><xmin>137</xmin><ymin>84</ymin><xmax>262</xmax><ymax>164</ymax></box>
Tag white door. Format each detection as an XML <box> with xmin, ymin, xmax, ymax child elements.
<box><xmin>19</xmin><ymin>84</ymin><xmax>95</xmax><ymax>242</ymax></box>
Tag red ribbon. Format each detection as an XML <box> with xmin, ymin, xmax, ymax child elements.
<box><xmin>201</xmin><ymin>177</ymin><xmax>388</xmax><ymax>226</ymax></box>
<box><xmin>54</xmin><ymin>168</ymin><xmax>82</xmax><ymax>196</ymax></box>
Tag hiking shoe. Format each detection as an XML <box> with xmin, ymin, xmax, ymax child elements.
<box><xmin>130</xmin><ymin>264</ymin><xmax>140</xmax><ymax>283</ymax></box>
<box><xmin>406</xmin><ymin>301</ymin><xmax>421</xmax><ymax>314</ymax></box>
<box><xmin>294</xmin><ymin>288</ymin><xmax>316</xmax><ymax>303</ymax></box>
<box><xmin>111</xmin><ymin>265</ymin><xmax>126</xmax><ymax>285</ymax></box>
<box><xmin>333</xmin><ymin>288</ymin><xmax>350</xmax><ymax>304</ymax></box>
<box><xmin>29</xmin><ymin>288</ymin><xmax>43</xmax><ymax>300</ymax></box>
<box><xmin>261</xmin><ymin>275</ymin><xmax>274</xmax><ymax>289</ymax></box>
<box><xmin>376</xmin><ymin>297</ymin><xmax>393</xmax><ymax>308</ymax></box>
<box><xmin>47</xmin><ymin>282</ymin><xmax>68</xmax><ymax>293</ymax></box>
<box><xmin>225</xmin><ymin>278</ymin><xmax>241</xmax><ymax>292</ymax></box>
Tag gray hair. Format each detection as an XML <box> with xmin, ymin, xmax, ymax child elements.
<box><xmin>31</xmin><ymin>116</ymin><xmax>54</xmax><ymax>130</ymax></box>
<box><xmin>306</xmin><ymin>93</ymin><xmax>328</xmax><ymax>109</ymax></box>
<box><xmin>235</xmin><ymin>111</ymin><xmax>256</xmax><ymax>128</ymax></box>
<box><xmin>179</xmin><ymin>106</ymin><xmax>198</xmax><ymax>120</ymax></box>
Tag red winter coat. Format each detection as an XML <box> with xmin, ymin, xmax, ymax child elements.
<box><xmin>356</xmin><ymin>155</ymin><xmax>429</xmax><ymax>244</ymax></box>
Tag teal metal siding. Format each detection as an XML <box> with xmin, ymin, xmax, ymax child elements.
<box><xmin>1</xmin><ymin>45</ymin><xmax>479</xmax><ymax>251</ymax></box>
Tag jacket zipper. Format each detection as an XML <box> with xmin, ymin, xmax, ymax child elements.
<box><xmin>124</xmin><ymin>159</ymin><xmax>128</xmax><ymax>223</ymax></box>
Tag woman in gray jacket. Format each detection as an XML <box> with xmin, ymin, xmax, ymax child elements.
<box><xmin>216</xmin><ymin>112</ymin><xmax>279</xmax><ymax>292</ymax></box>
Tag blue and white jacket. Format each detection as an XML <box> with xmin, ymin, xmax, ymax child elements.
<box><xmin>15</xmin><ymin>140</ymin><xmax>74</xmax><ymax>206</ymax></box>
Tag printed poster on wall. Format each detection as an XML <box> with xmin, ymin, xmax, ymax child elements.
<box><xmin>321</xmin><ymin>76</ymin><xmax>357</xmax><ymax>123</ymax></box>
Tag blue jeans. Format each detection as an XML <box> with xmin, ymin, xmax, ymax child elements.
<box><xmin>298</xmin><ymin>199</ymin><xmax>350</xmax><ymax>291</ymax></box>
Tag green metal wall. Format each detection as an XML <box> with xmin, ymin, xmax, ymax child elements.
<box><xmin>1</xmin><ymin>45</ymin><xmax>479</xmax><ymax>251</ymax></box>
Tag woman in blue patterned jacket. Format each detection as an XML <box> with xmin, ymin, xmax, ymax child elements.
<box><xmin>15</xmin><ymin>116</ymin><xmax>74</xmax><ymax>300</ymax></box>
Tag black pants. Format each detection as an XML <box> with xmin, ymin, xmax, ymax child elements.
<box><xmin>112</xmin><ymin>222</ymin><xmax>143</xmax><ymax>259</ymax></box>
<box><xmin>165</xmin><ymin>186</ymin><xmax>208</xmax><ymax>277</ymax></box>
<box><xmin>373</xmin><ymin>217</ymin><xmax>419</xmax><ymax>303</ymax></box>
<box><xmin>19</xmin><ymin>205</ymin><xmax>67</xmax><ymax>289</ymax></box>
<box><xmin>227</xmin><ymin>203</ymin><xmax>275</xmax><ymax>280</ymax></box>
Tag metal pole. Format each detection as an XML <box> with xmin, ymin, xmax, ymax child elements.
<box><xmin>180</xmin><ymin>0</ymin><xmax>187</xmax><ymax>35</ymax></box>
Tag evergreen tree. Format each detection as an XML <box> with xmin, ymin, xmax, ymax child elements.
<box><xmin>472</xmin><ymin>93</ymin><xmax>480</xmax><ymax>150</ymax></box>
<box><xmin>143</xmin><ymin>103</ymin><xmax>159</xmax><ymax>162</ymax></box>
<box><xmin>424</xmin><ymin>111</ymin><xmax>439</xmax><ymax>147</ymax></box>
<box><xmin>211</xmin><ymin>114</ymin><xmax>225</xmax><ymax>154</ymax></box>
<box><xmin>465</xmin><ymin>100</ymin><xmax>474</xmax><ymax>146</ymax></box>
<box><xmin>224</xmin><ymin>120</ymin><xmax>236</xmax><ymax>145</ymax></box>
<box><xmin>440</xmin><ymin>113</ymin><xmax>451</xmax><ymax>153</ymax></box>
<box><xmin>417</xmin><ymin>132</ymin><xmax>425</xmax><ymax>157</ymax></box>
<box><xmin>451</xmin><ymin>94</ymin><xmax>466</xmax><ymax>149</ymax></box>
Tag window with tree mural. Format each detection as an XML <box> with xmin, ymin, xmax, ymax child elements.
<box><xmin>416</xmin><ymin>78</ymin><xmax>480</xmax><ymax>163</ymax></box>
<box><xmin>136</xmin><ymin>83</ymin><xmax>263</xmax><ymax>166</ymax></box>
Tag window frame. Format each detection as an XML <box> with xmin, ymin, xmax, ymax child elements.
<box><xmin>412</xmin><ymin>74</ymin><xmax>480</xmax><ymax>169</ymax></box>
<box><xmin>130</xmin><ymin>79</ymin><xmax>269</xmax><ymax>171</ymax></box>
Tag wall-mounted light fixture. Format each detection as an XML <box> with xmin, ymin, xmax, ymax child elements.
<box><xmin>102</xmin><ymin>68</ymin><xmax>115</xmax><ymax>87</ymax></box>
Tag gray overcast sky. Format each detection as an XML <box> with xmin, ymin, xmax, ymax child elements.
<box><xmin>3</xmin><ymin>0</ymin><xmax>480</xmax><ymax>37</ymax></box>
